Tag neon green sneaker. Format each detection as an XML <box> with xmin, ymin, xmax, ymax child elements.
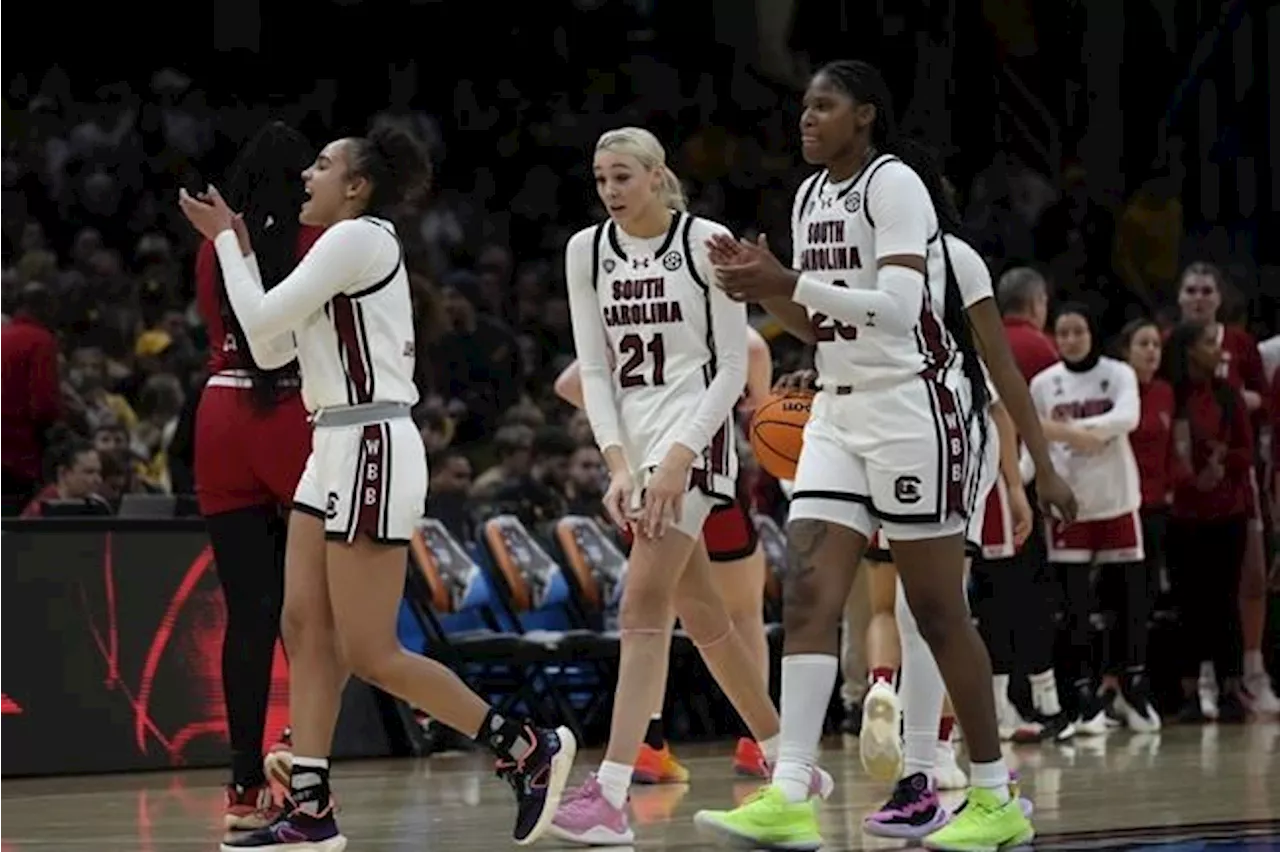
<box><xmin>923</xmin><ymin>786</ymin><xmax>1035</xmax><ymax>851</ymax></box>
<box><xmin>693</xmin><ymin>785</ymin><xmax>822</xmax><ymax>850</ymax></box>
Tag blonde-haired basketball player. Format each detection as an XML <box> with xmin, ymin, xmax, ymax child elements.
<box><xmin>555</xmin><ymin>325</ymin><xmax>778</xmax><ymax>780</ymax></box>
<box><xmin>181</xmin><ymin>117</ymin><xmax>577</xmax><ymax>852</ymax></box>
<box><xmin>551</xmin><ymin>127</ymin><xmax>828</xmax><ymax>846</ymax></box>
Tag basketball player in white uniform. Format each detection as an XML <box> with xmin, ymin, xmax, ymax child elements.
<box><xmin>551</xmin><ymin>127</ymin><xmax>834</xmax><ymax>848</ymax></box>
<box><xmin>693</xmin><ymin>61</ymin><xmax>1074</xmax><ymax>852</ymax></box>
<box><xmin>181</xmin><ymin>118</ymin><xmax>577</xmax><ymax>852</ymax></box>
<box><xmin>860</xmin><ymin>232</ymin><xmax>1037</xmax><ymax>841</ymax></box>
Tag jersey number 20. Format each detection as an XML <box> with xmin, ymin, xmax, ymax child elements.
<box><xmin>619</xmin><ymin>333</ymin><xmax>666</xmax><ymax>387</ymax></box>
<box><xmin>811</xmin><ymin>279</ymin><xmax>858</xmax><ymax>342</ymax></box>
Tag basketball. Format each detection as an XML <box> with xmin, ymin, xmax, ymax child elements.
<box><xmin>749</xmin><ymin>392</ymin><xmax>813</xmax><ymax>480</ymax></box>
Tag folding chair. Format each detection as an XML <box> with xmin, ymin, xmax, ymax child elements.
<box><xmin>403</xmin><ymin>518</ymin><xmax>566</xmax><ymax>726</ymax></box>
<box><xmin>481</xmin><ymin>515</ymin><xmax>620</xmax><ymax>740</ymax></box>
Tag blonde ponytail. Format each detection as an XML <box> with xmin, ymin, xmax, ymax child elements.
<box><xmin>658</xmin><ymin>165</ymin><xmax>688</xmax><ymax>212</ymax></box>
<box><xmin>596</xmin><ymin>127</ymin><xmax>686</xmax><ymax>212</ymax></box>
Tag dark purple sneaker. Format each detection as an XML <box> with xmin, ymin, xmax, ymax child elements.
<box><xmin>219</xmin><ymin>798</ymin><xmax>346</xmax><ymax>852</ymax></box>
<box><xmin>495</xmin><ymin>724</ymin><xmax>578</xmax><ymax>846</ymax></box>
<box><xmin>863</xmin><ymin>772</ymin><xmax>949</xmax><ymax>839</ymax></box>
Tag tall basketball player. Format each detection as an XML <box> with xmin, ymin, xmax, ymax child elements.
<box><xmin>550</xmin><ymin>127</ymin><xmax>829</xmax><ymax>847</ymax></box>
<box><xmin>554</xmin><ymin>325</ymin><xmax>777</xmax><ymax>780</ymax></box>
<box><xmin>194</xmin><ymin>121</ymin><xmax>321</xmax><ymax>830</ymax></box>
<box><xmin>693</xmin><ymin>60</ymin><xmax>1074</xmax><ymax>852</ymax></box>
<box><xmin>862</xmin><ymin>225</ymin><xmax>1037</xmax><ymax>841</ymax></box>
<box><xmin>180</xmin><ymin>116</ymin><xmax>577</xmax><ymax>852</ymax></box>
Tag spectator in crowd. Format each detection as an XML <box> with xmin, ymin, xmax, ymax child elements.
<box><xmin>65</xmin><ymin>343</ymin><xmax>139</xmax><ymax>432</ymax></box>
<box><xmin>433</xmin><ymin>270</ymin><xmax>523</xmax><ymax>444</ymax></box>
<box><xmin>427</xmin><ymin>448</ymin><xmax>475</xmax><ymax>542</ymax></box>
<box><xmin>1162</xmin><ymin>320</ymin><xmax>1253</xmax><ymax>723</ymax></box>
<box><xmin>483</xmin><ymin>426</ymin><xmax>575</xmax><ymax>527</ymax></box>
<box><xmin>20</xmin><ymin>438</ymin><xmax>108</xmax><ymax>517</ymax></box>
<box><xmin>1113</xmin><ymin>155</ymin><xmax>1185</xmax><ymax>312</ymax></box>
<box><xmin>563</xmin><ymin>442</ymin><xmax>607</xmax><ymax>523</ymax></box>
<box><xmin>2</xmin><ymin>281</ymin><xmax>62</xmax><ymax>514</ymax></box>
<box><xmin>470</xmin><ymin>424</ymin><xmax>535</xmax><ymax>498</ymax></box>
<box><xmin>996</xmin><ymin>266</ymin><xmax>1057</xmax><ymax>383</ymax></box>
<box><xmin>131</xmin><ymin>372</ymin><xmax>185</xmax><ymax>493</ymax></box>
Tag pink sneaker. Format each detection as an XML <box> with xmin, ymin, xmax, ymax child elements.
<box><xmin>547</xmin><ymin>774</ymin><xmax>635</xmax><ymax>846</ymax></box>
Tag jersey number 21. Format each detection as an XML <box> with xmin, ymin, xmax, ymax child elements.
<box><xmin>618</xmin><ymin>333</ymin><xmax>666</xmax><ymax>387</ymax></box>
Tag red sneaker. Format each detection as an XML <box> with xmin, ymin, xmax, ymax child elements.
<box><xmin>263</xmin><ymin>727</ymin><xmax>292</xmax><ymax>796</ymax></box>
<box><xmin>633</xmin><ymin>742</ymin><xmax>690</xmax><ymax>784</ymax></box>
<box><xmin>223</xmin><ymin>784</ymin><xmax>281</xmax><ymax>830</ymax></box>
<box><xmin>732</xmin><ymin>737</ymin><xmax>769</xmax><ymax>778</ymax></box>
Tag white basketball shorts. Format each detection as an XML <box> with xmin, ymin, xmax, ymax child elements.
<box><xmin>294</xmin><ymin>416</ymin><xmax>426</xmax><ymax>545</ymax></box>
<box><xmin>789</xmin><ymin>372</ymin><xmax>985</xmax><ymax>543</ymax></box>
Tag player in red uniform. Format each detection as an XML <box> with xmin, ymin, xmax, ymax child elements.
<box><xmin>554</xmin><ymin>324</ymin><xmax>775</xmax><ymax>778</ymax></box>
<box><xmin>193</xmin><ymin>122</ymin><xmax>322</xmax><ymax>830</ymax></box>
<box><xmin>1175</xmin><ymin>263</ymin><xmax>1279</xmax><ymax>714</ymax></box>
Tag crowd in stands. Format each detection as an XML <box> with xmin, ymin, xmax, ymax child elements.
<box><xmin>2</xmin><ymin>64</ymin><xmax>1276</xmax><ymax>540</ymax></box>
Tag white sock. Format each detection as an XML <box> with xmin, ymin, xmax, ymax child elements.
<box><xmin>1029</xmin><ymin>669</ymin><xmax>1061</xmax><ymax>716</ymax></box>
<box><xmin>970</xmin><ymin>758</ymin><xmax>1011</xmax><ymax>804</ymax></box>
<box><xmin>1244</xmin><ymin>650</ymin><xmax>1265</xmax><ymax>677</ymax></box>
<box><xmin>596</xmin><ymin>760</ymin><xmax>633</xmax><ymax>810</ymax></box>
<box><xmin>775</xmin><ymin>654</ymin><xmax>838</xmax><ymax>803</ymax></box>
<box><xmin>760</xmin><ymin>734</ymin><xmax>779</xmax><ymax>765</ymax></box>
<box><xmin>895</xmin><ymin>575</ymin><xmax>947</xmax><ymax>779</ymax></box>
<box><xmin>993</xmin><ymin>673</ymin><xmax>1011</xmax><ymax>705</ymax></box>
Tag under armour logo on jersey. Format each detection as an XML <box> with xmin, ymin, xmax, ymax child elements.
<box><xmin>844</xmin><ymin>191</ymin><xmax>861</xmax><ymax>213</ymax></box>
<box><xmin>1101</xmin><ymin>379</ymin><xmax>1110</xmax><ymax>391</ymax></box>
<box><xmin>865</xmin><ymin>311</ymin><xmax>877</xmax><ymax>327</ymax></box>
<box><xmin>603</xmin><ymin>259</ymin><xmax>616</xmax><ymax>273</ymax></box>
<box><xmin>632</xmin><ymin>258</ymin><xmax>651</xmax><ymax>269</ymax></box>
<box><xmin>819</xmin><ymin>196</ymin><xmax>835</xmax><ymax>210</ymax></box>
<box><xmin>662</xmin><ymin>251</ymin><xmax>683</xmax><ymax>271</ymax></box>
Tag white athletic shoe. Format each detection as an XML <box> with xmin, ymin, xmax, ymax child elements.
<box><xmin>931</xmin><ymin>738</ymin><xmax>968</xmax><ymax>790</ymax></box>
<box><xmin>1243</xmin><ymin>672</ymin><xmax>1280</xmax><ymax>714</ymax></box>
<box><xmin>860</xmin><ymin>680</ymin><xmax>903</xmax><ymax>781</ymax></box>
<box><xmin>1198</xmin><ymin>662</ymin><xmax>1220</xmax><ymax>720</ymax></box>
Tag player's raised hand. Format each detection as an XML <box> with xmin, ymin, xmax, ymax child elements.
<box><xmin>706</xmin><ymin>232</ymin><xmax>747</xmax><ymax>267</ymax></box>
<box><xmin>179</xmin><ymin>185</ymin><xmax>237</xmax><ymax>242</ymax></box>
<box><xmin>713</xmin><ymin>234</ymin><xmax>797</xmax><ymax>303</ymax></box>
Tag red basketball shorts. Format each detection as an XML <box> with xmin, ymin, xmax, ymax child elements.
<box><xmin>619</xmin><ymin>497</ymin><xmax>760</xmax><ymax>562</ymax></box>
<box><xmin>195</xmin><ymin>380</ymin><xmax>311</xmax><ymax>516</ymax></box>
<box><xmin>1046</xmin><ymin>510</ymin><xmax>1144</xmax><ymax>565</ymax></box>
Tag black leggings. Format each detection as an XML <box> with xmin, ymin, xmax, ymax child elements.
<box><xmin>969</xmin><ymin>527</ymin><xmax>1058</xmax><ymax>678</ymax></box>
<box><xmin>1100</xmin><ymin>508</ymin><xmax>1164</xmax><ymax>675</ymax></box>
<box><xmin>1166</xmin><ymin>514</ymin><xmax>1248</xmax><ymax>681</ymax></box>
<box><xmin>206</xmin><ymin>505</ymin><xmax>287</xmax><ymax>787</ymax></box>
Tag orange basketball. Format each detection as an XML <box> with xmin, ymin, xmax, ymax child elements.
<box><xmin>749</xmin><ymin>392</ymin><xmax>813</xmax><ymax>481</ymax></box>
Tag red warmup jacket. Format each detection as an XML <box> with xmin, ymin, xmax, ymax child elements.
<box><xmin>1130</xmin><ymin>378</ymin><xmax>1188</xmax><ymax>508</ymax></box>
<box><xmin>1002</xmin><ymin>316</ymin><xmax>1059</xmax><ymax>384</ymax></box>
<box><xmin>1170</xmin><ymin>380</ymin><xmax>1254</xmax><ymax>520</ymax></box>
<box><xmin>1</xmin><ymin>315</ymin><xmax>62</xmax><ymax>481</ymax></box>
<box><xmin>195</xmin><ymin>225</ymin><xmax>325</xmax><ymax>374</ymax></box>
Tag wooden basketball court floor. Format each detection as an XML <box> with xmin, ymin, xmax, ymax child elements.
<box><xmin>3</xmin><ymin>725</ymin><xmax>1278</xmax><ymax>851</ymax></box>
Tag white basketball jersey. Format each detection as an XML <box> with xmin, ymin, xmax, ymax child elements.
<box><xmin>567</xmin><ymin>213</ymin><xmax>740</xmax><ymax>498</ymax></box>
<box><xmin>1029</xmin><ymin>357</ymin><xmax>1142</xmax><ymax>521</ymax></box>
<box><xmin>295</xmin><ymin>217</ymin><xmax>419</xmax><ymax>412</ymax></box>
<box><xmin>791</xmin><ymin>155</ymin><xmax>956</xmax><ymax>388</ymax></box>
